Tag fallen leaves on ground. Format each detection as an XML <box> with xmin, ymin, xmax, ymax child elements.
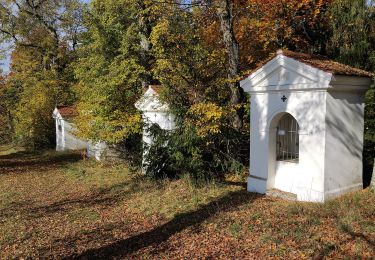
<box><xmin>0</xmin><ymin>150</ymin><xmax>374</xmax><ymax>259</ymax></box>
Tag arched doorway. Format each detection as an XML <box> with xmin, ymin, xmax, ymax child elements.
<box><xmin>276</xmin><ymin>114</ymin><xmax>299</xmax><ymax>162</ymax></box>
<box><xmin>267</xmin><ymin>112</ymin><xmax>300</xmax><ymax>193</ymax></box>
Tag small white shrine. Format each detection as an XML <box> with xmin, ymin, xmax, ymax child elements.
<box><xmin>52</xmin><ymin>106</ymin><xmax>88</xmax><ymax>151</ymax></box>
<box><xmin>240</xmin><ymin>50</ymin><xmax>373</xmax><ymax>202</ymax></box>
<box><xmin>135</xmin><ymin>85</ymin><xmax>176</xmax><ymax>167</ymax></box>
<box><xmin>52</xmin><ymin>106</ymin><xmax>108</xmax><ymax>160</ymax></box>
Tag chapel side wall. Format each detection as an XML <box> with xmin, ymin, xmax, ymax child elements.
<box><xmin>63</xmin><ymin>120</ymin><xmax>88</xmax><ymax>150</ymax></box>
<box><xmin>55</xmin><ymin>118</ymin><xmax>64</xmax><ymax>151</ymax></box>
<box><xmin>324</xmin><ymin>91</ymin><xmax>365</xmax><ymax>199</ymax></box>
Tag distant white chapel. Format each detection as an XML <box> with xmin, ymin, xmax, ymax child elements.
<box><xmin>52</xmin><ymin>106</ymin><xmax>87</xmax><ymax>151</ymax></box>
<box><xmin>52</xmin><ymin>106</ymin><xmax>107</xmax><ymax>160</ymax></box>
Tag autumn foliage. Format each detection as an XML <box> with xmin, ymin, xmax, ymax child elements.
<box><xmin>0</xmin><ymin>0</ymin><xmax>374</xmax><ymax>176</ymax></box>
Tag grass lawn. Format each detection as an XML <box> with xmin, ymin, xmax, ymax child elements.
<box><xmin>0</xmin><ymin>149</ymin><xmax>374</xmax><ymax>259</ymax></box>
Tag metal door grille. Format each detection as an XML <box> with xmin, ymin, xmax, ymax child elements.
<box><xmin>276</xmin><ymin>114</ymin><xmax>299</xmax><ymax>162</ymax></box>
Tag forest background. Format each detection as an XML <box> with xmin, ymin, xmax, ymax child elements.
<box><xmin>0</xmin><ymin>0</ymin><xmax>374</xmax><ymax>180</ymax></box>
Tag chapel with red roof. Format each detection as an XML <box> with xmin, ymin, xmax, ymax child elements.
<box><xmin>240</xmin><ymin>50</ymin><xmax>374</xmax><ymax>202</ymax></box>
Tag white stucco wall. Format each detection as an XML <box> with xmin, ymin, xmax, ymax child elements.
<box><xmin>55</xmin><ymin>118</ymin><xmax>88</xmax><ymax>151</ymax></box>
<box><xmin>53</xmin><ymin>109</ymin><xmax>88</xmax><ymax>152</ymax></box>
<box><xmin>324</xmin><ymin>90</ymin><xmax>366</xmax><ymax>199</ymax></box>
<box><xmin>135</xmin><ymin>86</ymin><xmax>176</xmax><ymax>171</ymax></box>
<box><xmin>143</xmin><ymin>111</ymin><xmax>176</xmax><ymax>142</ymax></box>
<box><xmin>53</xmin><ymin>108</ymin><xmax>110</xmax><ymax>161</ymax></box>
<box><xmin>55</xmin><ymin>117</ymin><xmax>64</xmax><ymax>151</ymax></box>
<box><xmin>135</xmin><ymin>87</ymin><xmax>176</xmax><ymax>142</ymax></box>
<box><xmin>140</xmin><ymin>112</ymin><xmax>175</xmax><ymax>170</ymax></box>
<box><xmin>250</xmin><ymin>91</ymin><xmax>327</xmax><ymax>202</ymax></box>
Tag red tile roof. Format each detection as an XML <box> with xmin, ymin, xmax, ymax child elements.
<box><xmin>56</xmin><ymin>106</ymin><xmax>78</xmax><ymax>118</ymax></box>
<box><xmin>149</xmin><ymin>85</ymin><xmax>164</xmax><ymax>94</ymax></box>
<box><xmin>243</xmin><ymin>50</ymin><xmax>374</xmax><ymax>79</ymax></box>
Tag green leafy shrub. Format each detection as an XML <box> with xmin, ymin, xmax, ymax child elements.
<box><xmin>143</xmin><ymin>119</ymin><xmax>248</xmax><ymax>181</ymax></box>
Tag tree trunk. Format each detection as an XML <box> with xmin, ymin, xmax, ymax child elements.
<box><xmin>216</xmin><ymin>0</ymin><xmax>244</xmax><ymax>129</ymax></box>
<box><xmin>138</xmin><ymin>1</ymin><xmax>155</xmax><ymax>89</ymax></box>
<box><xmin>7</xmin><ymin>110</ymin><xmax>13</xmax><ymax>133</ymax></box>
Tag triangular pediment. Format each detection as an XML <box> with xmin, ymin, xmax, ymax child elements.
<box><xmin>255</xmin><ymin>66</ymin><xmax>318</xmax><ymax>87</ymax></box>
<box><xmin>135</xmin><ymin>87</ymin><xmax>169</xmax><ymax>112</ymax></box>
<box><xmin>240</xmin><ymin>54</ymin><xmax>333</xmax><ymax>93</ymax></box>
<box><xmin>52</xmin><ymin>108</ymin><xmax>61</xmax><ymax>119</ymax></box>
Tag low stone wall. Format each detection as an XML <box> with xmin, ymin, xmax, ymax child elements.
<box><xmin>87</xmin><ymin>142</ymin><xmax>122</xmax><ymax>161</ymax></box>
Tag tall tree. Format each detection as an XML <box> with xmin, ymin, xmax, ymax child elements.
<box><xmin>137</xmin><ymin>0</ymin><xmax>157</xmax><ymax>88</ymax></box>
<box><xmin>0</xmin><ymin>0</ymin><xmax>83</xmax><ymax>73</ymax></box>
<box><xmin>0</xmin><ymin>73</ymin><xmax>12</xmax><ymax>144</ymax></box>
<box><xmin>328</xmin><ymin>0</ymin><xmax>375</xmax><ymax>70</ymax></box>
<box><xmin>215</xmin><ymin>0</ymin><xmax>243</xmax><ymax>129</ymax></box>
<box><xmin>0</xmin><ymin>0</ymin><xmax>84</xmax><ymax>147</ymax></box>
<box><xmin>197</xmin><ymin>0</ymin><xmax>244</xmax><ymax>128</ymax></box>
<box><xmin>327</xmin><ymin>0</ymin><xmax>375</xmax><ymax>183</ymax></box>
<box><xmin>196</xmin><ymin>0</ymin><xmax>333</xmax><ymax>128</ymax></box>
<box><xmin>73</xmin><ymin>0</ymin><xmax>179</xmax><ymax>143</ymax></box>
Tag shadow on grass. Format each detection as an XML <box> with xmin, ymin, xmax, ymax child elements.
<box><xmin>0</xmin><ymin>150</ymin><xmax>43</xmax><ymax>159</ymax></box>
<box><xmin>66</xmin><ymin>190</ymin><xmax>261</xmax><ymax>259</ymax></box>
<box><xmin>346</xmin><ymin>230</ymin><xmax>375</xmax><ymax>247</ymax></box>
<box><xmin>223</xmin><ymin>181</ymin><xmax>247</xmax><ymax>188</ymax></box>
<box><xmin>0</xmin><ymin>179</ymin><xmax>134</xmax><ymax>220</ymax></box>
<box><xmin>340</xmin><ymin>222</ymin><xmax>375</xmax><ymax>247</ymax></box>
<box><xmin>314</xmin><ymin>229</ymin><xmax>375</xmax><ymax>258</ymax></box>
<box><xmin>0</xmin><ymin>150</ymin><xmax>83</xmax><ymax>173</ymax></box>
